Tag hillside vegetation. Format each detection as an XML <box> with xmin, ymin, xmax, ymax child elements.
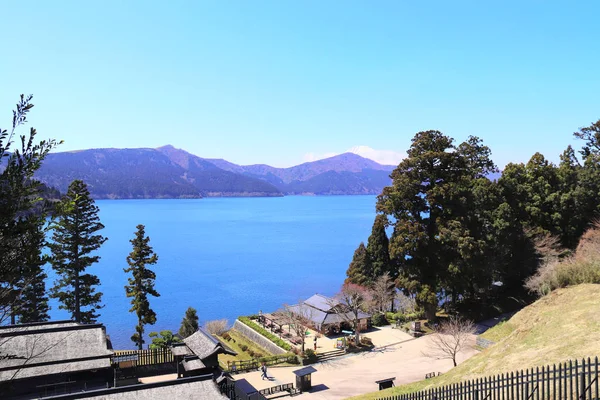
<box><xmin>351</xmin><ymin>284</ymin><xmax>600</xmax><ymax>399</ymax></box>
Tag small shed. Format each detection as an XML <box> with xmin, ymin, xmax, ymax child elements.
<box><xmin>375</xmin><ymin>377</ymin><xmax>396</xmax><ymax>390</ymax></box>
<box><xmin>292</xmin><ymin>366</ymin><xmax>317</xmax><ymax>392</ymax></box>
<box><xmin>233</xmin><ymin>378</ymin><xmax>260</xmax><ymax>400</ymax></box>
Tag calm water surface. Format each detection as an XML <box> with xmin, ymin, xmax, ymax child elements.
<box><xmin>47</xmin><ymin>196</ymin><xmax>376</xmax><ymax>349</ymax></box>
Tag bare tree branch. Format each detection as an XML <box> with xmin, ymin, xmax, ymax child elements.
<box><xmin>423</xmin><ymin>316</ymin><xmax>476</xmax><ymax>367</ymax></box>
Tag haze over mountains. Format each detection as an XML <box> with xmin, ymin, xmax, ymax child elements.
<box><xmin>35</xmin><ymin>145</ymin><xmax>397</xmax><ymax>199</ymax></box>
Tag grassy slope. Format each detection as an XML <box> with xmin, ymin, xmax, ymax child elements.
<box><xmin>350</xmin><ymin>284</ymin><xmax>600</xmax><ymax>400</ymax></box>
<box><xmin>218</xmin><ymin>330</ymin><xmax>274</xmax><ymax>366</ymax></box>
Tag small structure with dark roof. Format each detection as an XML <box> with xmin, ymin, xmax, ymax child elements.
<box><xmin>375</xmin><ymin>377</ymin><xmax>396</xmax><ymax>390</ymax></box>
<box><xmin>171</xmin><ymin>326</ymin><xmax>237</xmax><ymax>378</ymax></box>
<box><xmin>292</xmin><ymin>366</ymin><xmax>317</xmax><ymax>392</ymax></box>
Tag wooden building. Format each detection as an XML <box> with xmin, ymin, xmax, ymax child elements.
<box><xmin>0</xmin><ymin>320</ymin><xmax>114</xmax><ymax>398</ymax></box>
<box><xmin>171</xmin><ymin>326</ymin><xmax>237</xmax><ymax>378</ymax></box>
<box><xmin>287</xmin><ymin>294</ymin><xmax>371</xmax><ymax>336</ymax></box>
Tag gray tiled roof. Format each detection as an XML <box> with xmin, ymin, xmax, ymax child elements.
<box><xmin>0</xmin><ymin>322</ymin><xmax>113</xmax><ymax>382</ymax></box>
<box><xmin>183</xmin><ymin>327</ymin><xmax>236</xmax><ymax>360</ymax></box>
<box><xmin>43</xmin><ymin>376</ymin><xmax>227</xmax><ymax>399</ymax></box>
<box><xmin>289</xmin><ymin>294</ymin><xmax>371</xmax><ymax>328</ymax></box>
<box><xmin>182</xmin><ymin>357</ymin><xmax>206</xmax><ymax>371</ymax></box>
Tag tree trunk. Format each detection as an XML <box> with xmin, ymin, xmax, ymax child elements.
<box><xmin>424</xmin><ymin>301</ymin><xmax>437</xmax><ymax>322</ymax></box>
<box><xmin>75</xmin><ymin>273</ymin><xmax>80</xmax><ymax>323</ymax></box>
<box><xmin>138</xmin><ymin>322</ymin><xmax>144</xmax><ymax>350</ymax></box>
<box><xmin>453</xmin><ymin>356</ymin><xmax>457</xmax><ymax>367</ymax></box>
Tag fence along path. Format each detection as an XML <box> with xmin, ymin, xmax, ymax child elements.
<box><xmin>111</xmin><ymin>348</ymin><xmax>175</xmax><ymax>367</ymax></box>
<box><xmin>379</xmin><ymin>357</ymin><xmax>599</xmax><ymax>400</ymax></box>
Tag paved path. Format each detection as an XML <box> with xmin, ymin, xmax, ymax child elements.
<box><xmin>237</xmin><ymin>334</ymin><xmax>478</xmax><ymax>400</ymax></box>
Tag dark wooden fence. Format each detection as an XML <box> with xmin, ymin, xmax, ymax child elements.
<box><xmin>226</xmin><ymin>354</ymin><xmax>297</xmax><ymax>373</ymax></box>
<box><xmin>379</xmin><ymin>357</ymin><xmax>599</xmax><ymax>400</ymax></box>
<box><xmin>111</xmin><ymin>348</ymin><xmax>175</xmax><ymax>368</ymax></box>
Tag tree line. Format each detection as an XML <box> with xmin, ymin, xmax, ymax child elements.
<box><xmin>0</xmin><ymin>95</ymin><xmax>203</xmax><ymax>351</ymax></box>
<box><xmin>346</xmin><ymin>123</ymin><xmax>600</xmax><ymax>320</ymax></box>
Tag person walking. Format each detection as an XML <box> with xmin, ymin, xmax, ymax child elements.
<box><xmin>313</xmin><ymin>336</ymin><xmax>317</xmax><ymax>351</ymax></box>
<box><xmin>260</xmin><ymin>362</ymin><xmax>267</xmax><ymax>380</ymax></box>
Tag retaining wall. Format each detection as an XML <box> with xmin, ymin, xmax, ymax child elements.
<box><xmin>232</xmin><ymin>320</ymin><xmax>287</xmax><ymax>355</ymax></box>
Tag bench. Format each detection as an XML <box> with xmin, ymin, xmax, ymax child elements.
<box><xmin>425</xmin><ymin>372</ymin><xmax>436</xmax><ymax>379</ymax></box>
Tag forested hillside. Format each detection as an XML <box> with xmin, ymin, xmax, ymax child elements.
<box><xmin>346</xmin><ymin>122</ymin><xmax>600</xmax><ymax>319</ymax></box>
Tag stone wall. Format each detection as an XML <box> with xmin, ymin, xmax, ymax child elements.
<box><xmin>232</xmin><ymin>320</ymin><xmax>287</xmax><ymax>355</ymax></box>
<box><xmin>476</xmin><ymin>336</ymin><xmax>496</xmax><ymax>349</ymax></box>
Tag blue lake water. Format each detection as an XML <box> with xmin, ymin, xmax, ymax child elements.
<box><xmin>46</xmin><ymin>196</ymin><xmax>377</xmax><ymax>349</ymax></box>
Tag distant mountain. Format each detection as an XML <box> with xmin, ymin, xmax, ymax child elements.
<box><xmin>33</xmin><ymin>145</ymin><xmax>398</xmax><ymax>199</ymax></box>
<box><xmin>205</xmin><ymin>152</ymin><xmax>396</xmax><ymax>195</ymax></box>
<box><xmin>207</xmin><ymin>152</ymin><xmax>395</xmax><ymax>184</ymax></box>
<box><xmin>36</xmin><ymin>147</ymin><xmax>283</xmax><ymax>199</ymax></box>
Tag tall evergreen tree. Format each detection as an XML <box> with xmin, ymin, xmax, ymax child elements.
<box><xmin>345</xmin><ymin>242</ymin><xmax>373</xmax><ymax>286</ymax></box>
<box><xmin>367</xmin><ymin>214</ymin><xmax>392</xmax><ymax>279</ymax></box>
<box><xmin>179</xmin><ymin>307</ymin><xmax>199</xmax><ymax>338</ymax></box>
<box><xmin>377</xmin><ymin>132</ymin><xmax>498</xmax><ymax>320</ymax></box>
<box><xmin>124</xmin><ymin>224</ymin><xmax>160</xmax><ymax>349</ymax></box>
<box><xmin>49</xmin><ymin>180</ymin><xmax>107</xmax><ymax>323</ymax></box>
<box><xmin>14</xmin><ymin>217</ymin><xmax>50</xmax><ymax>323</ymax></box>
<box><xmin>1</xmin><ymin>95</ymin><xmax>60</xmax><ymax>325</ymax></box>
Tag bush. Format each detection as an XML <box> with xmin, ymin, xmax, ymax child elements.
<box><xmin>360</xmin><ymin>336</ymin><xmax>373</xmax><ymax>346</ymax></box>
<box><xmin>254</xmin><ymin>352</ymin><xmax>263</xmax><ymax>358</ymax></box>
<box><xmin>240</xmin><ymin>344</ymin><xmax>248</xmax><ymax>352</ymax></box>
<box><xmin>221</xmin><ymin>332</ymin><xmax>231</xmax><ymax>341</ymax></box>
<box><xmin>371</xmin><ymin>313</ymin><xmax>388</xmax><ymax>327</ymax></box>
<box><xmin>385</xmin><ymin>312</ymin><xmax>396</xmax><ymax>321</ymax></box>
<box><xmin>238</xmin><ymin>317</ymin><xmax>292</xmax><ymax>351</ymax></box>
<box><xmin>303</xmin><ymin>349</ymin><xmax>318</xmax><ymax>363</ymax></box>
<box><xmin>247</xmin><ymin>349</ymin><xmax>255</xmax><ymax>357</ymax></box>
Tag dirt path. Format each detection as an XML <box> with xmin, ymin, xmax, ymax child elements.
<box><xmin>237</xmin><ymin>334</ymin><xmax>478</xmax><ymax>400</ymax></box>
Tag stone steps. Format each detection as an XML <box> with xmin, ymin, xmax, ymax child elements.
<box><xmin>315</xmin><ymin>349</ymin><xmax>345</xmax><ymax>362</ymax></box>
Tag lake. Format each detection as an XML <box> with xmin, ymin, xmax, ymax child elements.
<box><xmin>46</xmin><ymin>196</ymin><xmax>377</xmax><ymax>349</ymax></box>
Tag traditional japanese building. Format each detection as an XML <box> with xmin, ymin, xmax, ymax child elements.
<box><xmin>287</xmin><ymin>294</ymin><xmax>371</xmax><ymax>335</ymax></box>
<box><xmin>0</xmin><ymin>320</ymin><xmax>114</xmax><ymax>398</ymax></box>
<box><xmin>171</xmin><ymin>326</ymin><xmax>237</xmax><ymax>378</ymax></box>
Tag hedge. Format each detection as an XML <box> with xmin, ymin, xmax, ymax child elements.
<box><xmin>238</xmin><ymin>316</ymin><xmax>292</xmax><ymax>351</ymax></box>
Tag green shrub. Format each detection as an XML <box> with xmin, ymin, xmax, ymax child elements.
<box><xmin>371</xmin><ymin>313</ymin><xmax>388</xmax><ymax>326</ymax></box>
<box><xmin>238</xmin><ymin>317</ymin><xmax>292</xmax><ymax>351</ymax></box>
<box><xmin>385</xmin><ymin>312</ymin><xmax>396</xmax><ymax>321</ymax></box>
<box><xmin>303</xmin><ymin>349</ymin><xmax>318</xmax><ymax>363</ymax></box>
<box><xmin>240</xmin><ymin>344</ymin><xmax>248</xmax><ymax>352</ymax></box>
<box><xmin>394</xmin><ymin>313</ymin><xmax>407</xmax><ymax>323</ymax></box>
<box><xmin>247</xmin><ymin>349</ymin><xmax>254</xmax><ymax>357</ymax></box>
<box><xmin>222</xmin><ymin>332</ymin><xmax>231</xmax><ymax>341</ymax></box>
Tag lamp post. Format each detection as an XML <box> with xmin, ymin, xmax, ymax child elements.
<box><xmin>258</xmin><ymin>310</ymin><xmax>263</xmax><ymax>326</ymax></box>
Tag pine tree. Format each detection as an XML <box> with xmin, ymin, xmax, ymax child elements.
<box><xmin>1</xmin><ymin>95</ymin><xmax>60</xmax><ymax>325</ymax></box>
<box><xmin>49</xmin><ymin>180</ymin><xmax>107</xmax><ymax>324</ymax></box>
<box><xmin>124</xmin><ymin>224</ymin><xmax>160</xmax><ymax>349</ymax></box>
<box><xmin>14</xmin><ymin>216</ymin><xmax>50</xmax><ymax>323</ymax></box>
<box><xmin>179</xmin><ymin>307</ymin><xmax>199</xmax><ymax>338</ymax></box>
<box><xmin>377</xmin><ymin>132</ymin><xmax>498</xmax><ymax>320</ymax></box>
<box><xmin>367</xmin><ymin>214</ymin><xmax>392</xmax><ymax>279</ymax></box>
<box><xmin>345</xmin><ymin>242</ymin><xmax>373</xmax><ymax>286</ymax></box>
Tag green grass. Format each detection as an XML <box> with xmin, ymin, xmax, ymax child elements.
<box><xmin>349</xmin><ymin>284</ymin><xmax>600</xmax><ymax>400</ymax></box>
<box><xmin>218</xmin><ymin>330</ymin><xmax>274</xmax><ymax>366</ymax></box>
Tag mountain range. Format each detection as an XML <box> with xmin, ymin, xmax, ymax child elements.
<box><xmin>34</xmin><ymin>145</ymin><xmax>397</xmax><ymax>199</ymax></box>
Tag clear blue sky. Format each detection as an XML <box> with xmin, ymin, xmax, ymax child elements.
<box><xmin>2</xmin><ymin>1</ymin><xmax>599</xmax><ymax>167</ymax></box>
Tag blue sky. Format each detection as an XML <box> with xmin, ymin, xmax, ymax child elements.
<box><xmin>2</xmin><ymin>1</ymin><xmax>599</xmax><ymax>167</ymax></box>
